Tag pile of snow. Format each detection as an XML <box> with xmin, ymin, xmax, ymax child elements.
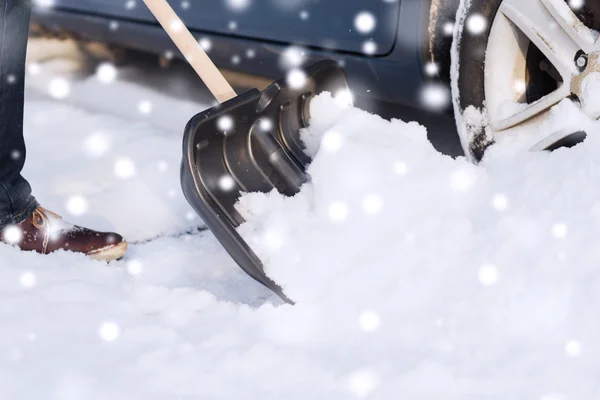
<box><xmin>3</xmin><ymin>42</ymin><xmax>600</xmax><ymax>398</ymax></box>
<box><xmin>237</xmin><ymin>93</ymin><xmax>600</xmax><ymax>398</ymax></box>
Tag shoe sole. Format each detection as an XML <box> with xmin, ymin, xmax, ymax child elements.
<box><xmin>88</xmin><ymin>241</ymin><xmax>128</xmax><ymax>262</ymax></box>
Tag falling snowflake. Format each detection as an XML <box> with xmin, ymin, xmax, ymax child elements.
<box><xmin>226</xmin><ymin>0</ymin><xmax>251</xmax><ymax>12</ymax></box>
<box><xmin>34</xmin><ymin>0</ymin><xmax>54</xmax><ymax>8</ymax></box>
<box><xmin>362</xmin><ymin>41</ymin><xmax>377</xmax><ymax>55</ymax></box>
<box><xmin>114</xmin><ymin>157</ymin><xmax>137</xmax><ymax>179</ymax></box>
<box><xmin>126</xmin><ymin>260</ymin><xmax>144</xmax><ymax>276</ymax></box>
<box><xmin>280</xmin><ymin>46</ymin><xmax>306</xmax><ymax>69</ymax></box>
<box><xmin>83</xmin><ymin>132</ymin><xmax>111</xmax><ymax>159</ymax></box>
<box><xmin>569</xmin><ymin>0</ymin><xmax>584</xmax><ymax>10</ymax></box>
<box><xmin>478</xmin><ymin>264</ymin><xmax>499</xmax><ymax>286</ymax></box>
<box><xmin>466</xmin><ymin>14</ymin><xmax>487</xmax><ymax>35</ymax></box>
<box><xmin>263</xmin><ymin>229</ymin><xmax>285</xmax><ymax>251</ymax></box>
<box><xmin>286</xmin><ymin>69</ymin><xmax>307</xmax><ymax>89</ymax></box>
<box><xmin>359</xmin><ymin>311</ymin><xmax>381</xmax><ymax>332</ymax></box>
<box><xmin>157</xmin><ymin>161</ymin><xmax>169</xmax><ymax>172</ymax></box>
<box><xmin>3</xmin><ymin>225</ymin><xmax>23</xmax><ymax>245</ymax></box>
<box><xmin>217</xmin><ymin>115</ymin><xmax>234</xmax><ymax>132</ymax></box>
<box><xmin>259</xmin><ymin>118</ymin><xmax>273</xmax><ymax>131</ymax></box>
<box><xmin>66</xmin><ymin>196</ymin><xmax>88</xmax><ymax>216</ymax></box>
<box><xmin>199</xmin><ymin>38</ymin><xmax>212</xmax><ymax>52</ymax></box>
<box><xmin>48</xmin><ymin>78</ymin><xmax>70</xmax><ymax>100</ymax></box>
<box><xmin>27</xmin><ymin>62</ymin><xmax>41</xmax><ymax>75</ymax></box>
<box><xmin>394</xmin><ymin>162</ymin><xmax>408</xmax><ymax>176</ymax></box>
<box><xmin>492</xmin><ymin>194</ymin><xmax>509</xmax><ymax>211</ymax></box>
<box><xmin>219</xmin><ymin>176</ymin><xmax>236</xmax><ymax>191</ymax></box>
<box><xmin>363</xmin><ymin>194</ymin><xmax>384</xmax><ymax>215</ymax></box>
<box><xmin>552</xmin><ymin>223</ymin><xmax>568</xmax><ymax>239</ymax></box>
<box><xmin>565</xmin><ymin>340</ymin><xmax>582</xmax><ymax>357</ymax></box>
<box><xmin>328</xmin><ymin>201</ymin><xmax>349</xmax><ymax>223</ymax></box>
<box><xmin>20</xmin><ymin>272</ymin><xmax>37</xmax><ymax>289</ymax></box>
<box><xmin>334</xmin><ymin>89</ymin><xmax>354</xmax><ymax>108</ymax></box>
<box><xmin>449</xmin><ymin>166</ymin><xmax>478</xmax><ymax>192</ymax></box>
<box><xmin>99</xmin><ymin>322</ymin><xmax>121</xmax><ymax>342</ymax></box>
<box><xmin>354</xmin><ymin>11</ymin><xmax>376</xmax><ymax>34</ymax></box>
<box><xmin>443</xmin><ymin>21</ymin><xmax>455</xmax><ymax>36</ymax></box>
<box><xmin>348</xmin><ymin>369</ymin><xmax>380</xmax><ymax>398</ymax></box>
<box><xmin>420</xmin><ymin>83</ymin><xmax>450</xmax><ymax>111</ymax></box>
<box><xmin>138</xmin><ymin>100</ymin><xmax>153</xmax><ymax>115</ymax></box>
<box><xmin>299</xmin><ymin>10</ymin><xmax>310</xmax><ymax>20</ymax></box>
<box><xmin>96</xmin><ymin>62</ymin><xmax>118</xmax><ymax>83</ymax></box>
<box><xmin>424</xmin><ymin>62</ymin><xmax>439</xmax><ymax>76</ymax></box>
<box><xmin>321</xmin><ymin>130</ymin><xmax>343</xmax><ymax>153</ymax></box>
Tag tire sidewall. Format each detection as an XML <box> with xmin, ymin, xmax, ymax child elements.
<box><xmin>452</xmin><ymin>0</ymin><xmax>503</xmax><ymax>161</ymax></box>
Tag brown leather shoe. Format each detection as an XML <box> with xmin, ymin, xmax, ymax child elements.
<box><xmin>0</xmin><ymin>207</ymin><xmax>127</xmax><ymax>262</ymax></box>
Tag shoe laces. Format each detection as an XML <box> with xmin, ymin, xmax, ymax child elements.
<box><xmin>32</xmin><ymin>207</ymin><xmax>62</xmax><ymax>230</ymax></box>
<box><xmin>32</xmin><ymin>207</ymin><xmax>63</xmax><ymax>254</ymax></box>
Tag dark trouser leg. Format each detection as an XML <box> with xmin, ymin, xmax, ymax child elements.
<box><xmin>0</xmin><ymin>0</ymin><xmax>37</xmax><ymax>229</ymax></box>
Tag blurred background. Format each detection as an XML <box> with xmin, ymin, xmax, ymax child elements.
<box><xmin>29</xmin><ymin>0</ymin><xmax>464</xmax><ymax>157</ymax></box>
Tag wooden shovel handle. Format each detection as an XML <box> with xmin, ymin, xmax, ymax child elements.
<box><xmin>143</xmin><ymin>0</ymin><xmax>237</xmax><ymax>103</ymax></box>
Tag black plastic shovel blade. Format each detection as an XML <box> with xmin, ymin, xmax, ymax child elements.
<box><xmin>181</xmin><ymin>60</ymin><xmax>350</xmax><ymax>304</ymax></box>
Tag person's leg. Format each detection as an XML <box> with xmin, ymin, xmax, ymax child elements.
<box><xmin>0</xmin><ymin>0</ymin><xmax>38</xmax><ymax>229</ymax></box>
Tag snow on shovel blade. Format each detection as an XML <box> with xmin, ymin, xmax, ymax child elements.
<box><xmin>181</xmin><ymin>60</ymin><xmax>350</xmax><ymax>304</ymax></box>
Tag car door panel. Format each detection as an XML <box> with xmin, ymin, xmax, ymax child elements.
<box><xmin>49</xmin><ymin>0</ymin><xmax>400</xmax><ymax>55</ymax></box>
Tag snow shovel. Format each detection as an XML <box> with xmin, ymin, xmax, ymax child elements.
<box><xmin>144</xmin><ymin>0</ymin><xmax>351</xmax><ymax>304</ymax></box>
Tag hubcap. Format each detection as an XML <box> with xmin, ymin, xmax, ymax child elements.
<box><xmin>483</xmin><ymin>0</ymin><xmax>600</xmax><ymax>151</ymax></box>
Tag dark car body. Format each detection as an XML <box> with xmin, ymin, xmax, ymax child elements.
<box><xmin>32</xmin><ymin>0</ymin><xmax>460</xmax><ymax>110</ymax></box>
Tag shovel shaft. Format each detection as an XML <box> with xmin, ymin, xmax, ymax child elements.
<box><xmin>143</xmin><ymin>0</ymin><xmax>237</xmax><ymax>103</ymax></box>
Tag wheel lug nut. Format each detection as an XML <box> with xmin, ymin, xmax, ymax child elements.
<box><xmin>576</xmin><ymin>53</ymin><xmax>588</xmax><ymax>70</ymax></box>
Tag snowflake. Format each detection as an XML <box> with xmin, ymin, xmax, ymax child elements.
<box><xmin>565</xmin><ymin>340</ymin><xmax>582</xmax><ymax>357</ymax></box>
<box><xmin>348</xmin><ymin>369</ymin><xmax>380</xmax><ymax>398</ymax></box>
<box><xmin>363</xmin><ymin>194</ymin><xmax>384</xmax><ymax>216</ymax></box>
<box><xmin>217</xmin><ymin>115</ymin><xmax>234</xmax><ymax>132</ymax></box>
<box><xmin>420</xmin><ymin>83</ymin><xmax>450</xmax><ymax>111</ymax></box>
<box><xmin>126</xmin><ymin>260</ymin><xmax>143</xmax><ymax>276</ymax></box>
<box><xmin>328</xmin><ymin>201</ymin><xmax>349</xmax><ymax>223</ymax></box>
<box><xmin>218</xmin><ymin>176</ymin><xmax>236</xmax><ymax>192</ymax></box>
<box><xmin>199</xmin><ymin>38</ymin><xmax>212</xmax><ymax>52</ymax></box>
<box><xmin>99</xmin><ymin>322</ymin><xmax>121</xmax><ymax>342</ymax></box>
<box><xmin>362</xmin><ymin>41</ymin><xmax>377</xmax><ymax>55</ymax></box>
<box><xmin>492</xmin><ymin>194</ymin><xmax>509</xmax><ymax>211</ymax></box>
<box><xmin>321</xmin><ymin>130</ymin><xmax>343</xmax><ymax>153</ymax></box>
<box><xmin>48</xmin><ymin>78</ymin><xmax>70</xmax><ymax>100</ymax></box>
<box><xmin>138</xmin><ymin>100</ymin><xmax>153</xmax><ymax>115</ymax></box>
<box><xmin>354</xmin><ymin>11</ymin><xmax>376</xmax><ymax>34</ymax></box>
<box><xmin>478</xmin><ymin>264</ymin><xmax>499</xmax><ymax>286</ymax></box>
<box><xmin>3</xmin><ymin>225</ymin><xmax>23</xmax><ymax>245</ymax></box>
<box><xmin>83</xmin><ymin>132</ymin><xmax>111</xmax><ymax>159</ymax></box>
<box><xmin>466</xmin><ymin>14</ymin><xmax>487</xmax><ymax>35</ymax></box>
<box><xmin>114</xmin><ymin>157</ymin><xmax>137</xmax><ymax>179</ymax></box>
<box><xmin>96</xmin><ymin>62</ymin><xmax>118</xmax><ymax>83</ymax></box>
<box><xmin>286</xmin><ymin>69</ymin><xmax>307</xmax><ymax>89</ymax></box>
<box><xmin>66</xmin><ymin>195</ymin><xmax>88</xmax><ymax>216</ymax></box>
<box><xmin>226</xmin><ymin>0</ymin><xmax>251</xmax><ymax>12</ymax></box>
<box><xmin>20</xmin><ymin>272</ymin><xmax>37</xmax><ymax>289</ymax></box>
<box><xmin>359</xmin><ymin>311</ymin><xmax>381</xmax><ymax>332</ymax></box>
<box><xmin>552</xmin><ymin>223</ymin><xmax>568</xmax><ymax>239</ymax></box>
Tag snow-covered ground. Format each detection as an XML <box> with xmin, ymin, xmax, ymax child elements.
<box><xmin>2</xmin><ymin>39</ymin><xmax>600</xmax><ymax>399</ymax></box>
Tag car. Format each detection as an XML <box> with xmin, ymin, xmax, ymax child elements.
<box><xmin>32</xmin><ymin>0</ymin><xmax>600</xmax><ymax>161</ymax></box>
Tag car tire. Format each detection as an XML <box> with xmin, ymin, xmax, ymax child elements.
<box><xmin>451</xmin><ymin>0</ymin><xmax>503</xmax><ymax>162</ymax></box>
<box><xmin>451</xmin><ymin>0</ymin><xmax>600</xmax><ymax>163</ymax></box>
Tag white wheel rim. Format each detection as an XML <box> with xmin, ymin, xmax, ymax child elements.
<box><xmin>484</xmin><ymin>0</ymin><xmax>600</xmax><ymax>151</ymax></box>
